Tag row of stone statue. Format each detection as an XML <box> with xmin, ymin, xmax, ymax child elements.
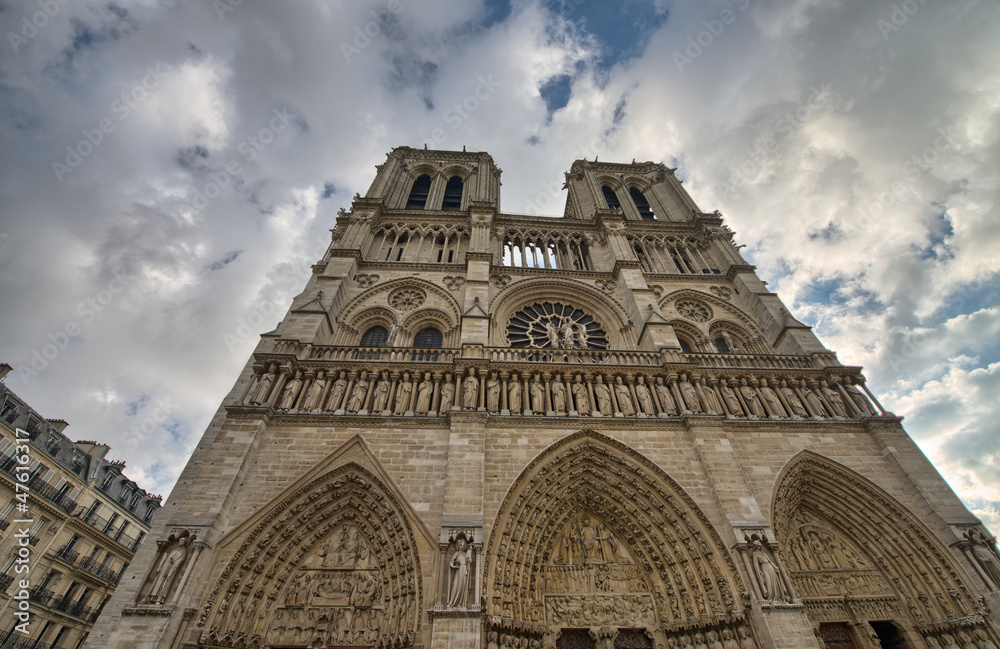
<box><xmin>663</xmin><ymin>627</ymin><xmax>758</xmax><ymax>649</ymax></box>
<box><xmin>243</xmin><ymin>363</ymin><xmax>879</xmax><ymax>420</ymax></box>
<box><xmin>924</xmin><ymin>629</ymin><xmax>997</xmax><ymax>649</ymax></box>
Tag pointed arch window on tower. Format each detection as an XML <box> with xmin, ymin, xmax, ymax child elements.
<box><xmin>629</xmin><ymin>187</ymin><xmax>656</xmax><ymax>220</ymax></box>
<box><xmin>406</xmin><ymin>174</ymin><xmax>432</xmax><ymax>209</ymax></box>
<box><xmin>601</xmin><ymin>185</ymin><xmax>621</xmax><ymax>210</ymax></box>
<box><xmin>442</xmin><ymin>176</ymin><xmax>464</xmax><ymax>211</ymax></box>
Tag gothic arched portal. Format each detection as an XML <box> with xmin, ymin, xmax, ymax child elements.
<box><xmin>486</xmin><ymin>431</ymin><xmax>752</xmax><ymax>649</ymax></box>
<box><xmin>195</xmin><ymin>459</ymin><xmax>427</xmax><ymax>649</ymax></box>
<box><xmin>772</xmin><ymin>451</ymin><xmax>992</xmax><ymax>648</ymax></box>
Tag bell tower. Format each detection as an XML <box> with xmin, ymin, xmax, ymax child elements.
<box><xmin>87</xmin><ymin>148</ymin><xmax>1000</xmax><ymax>649</ymax></box>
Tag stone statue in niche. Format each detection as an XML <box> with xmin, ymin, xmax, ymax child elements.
<box><xmin>654</xmin><ymin>377</ymin><xmax>677</xmax><ymax>415</ymax></box>
<box><xmin>440</xmin><ymin>373</ymin><xmax>455</xmax><ymax>411</ymax></box>
<box><xmin>530</xmin><ymin>374</ymin><xmax>545</xmax><ymax>413</ymax></box>
<box><xmin>447</xmin><ymin>535</ymin><xmax>473</xmax><ymax>608</ymax></box>
<box><xmin>326</xmin><ymin>371</ymin><xmax>348</xmax><ymax>411</ymax></box>
<box><xmin>300</xmin><ymin>370</ymin><xmax>327</xmax><ymax>412</ymax></box>
<box><xmin>372</xmin><ymin>371</ymin><xmax>391</xmax><ymax>413</ymax></box>
<box><xmin>487</xmin><ymin>372</ymin><xmax>501</xmax><ymax>413</ymax></box>
<box><xmin>463</xmin><ymin>368</ymin><xmax>479</xmax><ymax>410</ymax></box>
<box><xmin>572</xmin><ymin>375</ymin><xmax>589</xmax><ymax>414</ymax></box>
<box><xmin>248</xmin><ymin>364</ymin><xmax>276</xmax><ymax>405</ymax></box>
<box><xmin>594</xmin><ymin>375</ymin><xmax>612</xmax><ymax>415</ymax></box>
<box><xmin>778</xmin><ymin>380</ymin><xmax>808</xmax><ymax>418</ymax></box>
<box><xmin>551</xmin><ymin>375</ymin><xmax>567</xmax><ymax>414</ymax></box>
<box><xmin>394</xmin><ymin>372</ymin><xmax>412</xmax><ymax>415</ymax></box>
<box><xmin>634</xmin><ymin>376</ymin><xmax>655</xmax><ymax>415</ymax></box>
<box><xmin>415</xmin><ymin>373</ymin><xmax>433</xmax><ymax>414</ymax></box>
<box><xmin>346</xmin><ymin>372</ymin><xmax>369</xmax><ymax>413</ymax></box>
<box><xmin>279</xmin><ymin>370</ymin><xmax>303</xmax><ymax>410</ymax></box>
<box><xmin>614</xmin><ymin>377</ymin><xmax>634</xmax><ymax>415</ymax></box>
<box><xmin>748</xmin><ymin>536</ymin><xmax>783</xmax><ymax>601</ymax></box>
<box><xmin>967</xmin><ymin>528</ymin><xmax>1000</xmax><ymax>588</ymax></box>
<box><xmin>678</xmin><ymin>373</ymin><xmax>701</xmax><ymax>413</ymax></box>
<box><xmin>139</xmin><ymin>530</ymin><xmax>196</xmax><ymax>604</ymax></box>
<box><xmin>508</xmin><ymin>373</ymin><xmax>522</xmax><ymax>412</ymax></box>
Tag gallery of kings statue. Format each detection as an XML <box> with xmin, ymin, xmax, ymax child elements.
<box><xmin>85</xmin><ymin>147</ymin><xmax>1000</xmax><ymax>649</ymax></box>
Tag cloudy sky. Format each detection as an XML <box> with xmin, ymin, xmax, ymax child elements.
<box><xmin>0</xmin><ymin>0</ymin><xmax>997</xmax><ymax>534</ymax></box>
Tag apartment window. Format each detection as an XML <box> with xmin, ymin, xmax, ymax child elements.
<box><xmin>441</xmin><ymin>176</ymin><xmax>463</xmax><ymax>210</ymax></box>
<box><xmin>405</xmin><ymin>174</ymin><xmax>431</xmax><ymax>209</ymax></box>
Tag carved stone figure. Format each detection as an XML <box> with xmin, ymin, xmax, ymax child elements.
<box><xmin>720</xmin><ymin>379</ymin><xmax>743</xmax><ymax>416</ymax></box>
<box><xmin>594</xmin><ymin>376</ymin><xmax>612</xmax><ymax>415</ymax></box>
<box><xmin>440</xmin><ymin>374</ymin><xmax>455</xmax><ymax>411</ymax></box>
<box><xmin>737</xmin><ymin>627</ymin><xmax>757</xmax><ymax>649</ymax></box>
<box><xmin>757</xmin><ymin>379</ymin><xmax>785</xmax><ymax>417</ymax></box>
<box><xmin>545</xmin><ymin>321</ymin><xmax>560</xmax><ymax>348</ymax></box>
<box><xmin>448</xmin><ymin>538</ymin><xmax>472</xmax><ymax>607</ymax></box>
<box><xmin>463</xmin><ymin>369</ymin><xmax>479</xmax><ymax>410</ymax></box>
<box><xmin>779</xmin><ymin>380</ymin><xmax>808</xmax><ymax>418</ymax></box>
<box><xmin>700</xmin><ymin>378</ymin><xmax>721</xmax><ymax>415</ymax></box>
<box><xmin>843</xmin><ymin>378</ymin><xmax>876</xmax><ymax>415</ymax></box>
<box><xmin>562</xmin><ymin>319</ymin><xmax>576</xmax><ymax>348</ymax></box>
<box><xmin>800</xmin><ymin>383</ymin><xmax>828</xmax><ymax>417</ymax></box>
<box><xmin>968</xmin><ymin>529</ymin><xmax>1000</xmax><ymax>588</ymax></box>
<box><xmin>508</xmin><ymin>374</ymin><xmax>522</xmax><ymax>412</ymax></box>
<box><xmin>679</xmin><ymin>374</ymin><xmax>701</xmax><ymax>413</ymax></box>
<box><xmin>415</xmin><ymin>373</ymin><xmax>432</xmax><ymax>414</ymax></box>
<box><xmin>326</xmin><ymin>371</ymin><xmax>348</xmax><ymax>411</ymax></box>
<box><xmin>820</xmin><ymin>380</ymin><xmax>848</xmax><ymax>418</ymax></box>
<box><xmin>635</xmin><ymin>377</ymin><xmax>655</xmax><ymax>415</ymax></box>
<box><xmin>751</xmin><ymin>539</ymin><xmax>781</xmax><ymax>600</ymax></box>
<box><xmin>551</xmin><ymin>375</ymin><xmax>567</xmax><ymax>414</ymax></box>
<box><xmin>654</xmin><ymin>377</ymin><xmax>677</xmax><ymax>415</ymax></box>
<box><xmin>248</xmin><ymin>364</ymin><xmax>276</xmax><ymax>405</ymax></box>
<box><xmin>300</xmin><ymin>371</ymin><xmax>326</xmax><ymax>412</ymax></box>
<box><xmin>614</xmin><ymin>377</ymin><xmax>634</xmax><ymax>415</ymax></box>
<box><xmin>346</xmin><ymin>373</ymin><xmax>369</xmax><ymax>413</ymax></box>
<box><xmin>739</xmin><ymin>379</ymin><xmax>765</xmax><ymax>418</ymax></box>
<box><xmin>394</xmin><ymin>372</ymin><xmax>412</xmax><ymax>415</ymax></box>
<box><xmin>530</xmin><ymin>375</ymin><xmax>545</xmax><ymax>413</ymax></box>
<box><xmin>487</xmin><ymin>372</ymin><xmax>501</xmax><ymax>413</ymax></box>
<box><xmin>572</xmin><ymin>376</ymin><xmax>590</xmax><ymax>414</ymax></box>
<box><xmin>373</xmin><ymin>371</ymin><xmax>391</xmax><ymax>412</ymax></box>
<box><xmin>144</xmin><ymin>532</ymin><xmax>194</xmax><ymax>604</ymax></box>
<box><xmin>279</xmin><ymin>371</ymin><xmax>303</xmax><ymax>410</ymax></box>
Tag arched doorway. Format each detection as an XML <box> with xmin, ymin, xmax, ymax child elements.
<box><xmin>485</xmin><ymin>431</ymin><xmax>755</xmax><ymax>649</ymax></box>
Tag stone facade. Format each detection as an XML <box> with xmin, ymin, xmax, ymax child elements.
<box><xmin>87</xmin><ymin>148</ymin><xmax>1000</xmax><ymax>649</ymax></box>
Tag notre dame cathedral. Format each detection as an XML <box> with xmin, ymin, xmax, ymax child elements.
<box><xmin>86</xmin><ymin>147</ymin><xmax>1000</xmax><ymax>649</ymax></box>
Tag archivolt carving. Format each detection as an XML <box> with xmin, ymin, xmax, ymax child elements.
<box><xmin>772</xmin><ymin>452</ymin><xmax>980</xmax><ymax>627</ymax></box>
<box><xmin>491</xmin><ymin>279</ymin><xmax>631</xmax><ymax>350</ymax></box>
<box><xmin>339</xmin><ymin>278</ymin><xmax>461</xmax><ymax>342</ymax></box>
<box><xmin>196</xmin><ymin>463</ymin><xmax>424</xmax><ymax>649</ymax></box>
<box><xmin>486</xmin><ymin>430</ymin><xmax>744</xmax><ymax>634</ymax></box>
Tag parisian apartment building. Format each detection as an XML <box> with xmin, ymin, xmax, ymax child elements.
<box><xmin>0</xmin><ymin>363</ymin><xmax>161</xmax><ymax>649</ymax></box>
<box><xmin>83</xmin><ymin>148</ymin><xmax>1000</xmax><ymax>649</ymax></box>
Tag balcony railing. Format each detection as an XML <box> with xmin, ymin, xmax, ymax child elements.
<box><xmin>54</xmin><ymin>546</ymin><xmax>121</xmax><ymax>584</ymax></box>
<box><xmin>29</xmin><ymin>586</ymin><xmax>101</xmax><ymax>622</ymax></box>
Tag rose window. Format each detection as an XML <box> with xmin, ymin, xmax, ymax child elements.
<box><xmin>507</xmin><ymin>302</ymin><xmax>607</xmax><ymax>350</ymax></box>
<box><xmin>388</xmin><ymin>288</ymin><xmax>426</xmax><ymax>311</ymax></box>
<box><xmin>675</xmin><ymin>299</ymin><xmax>712</xmax><ymax>322</ymax></box>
